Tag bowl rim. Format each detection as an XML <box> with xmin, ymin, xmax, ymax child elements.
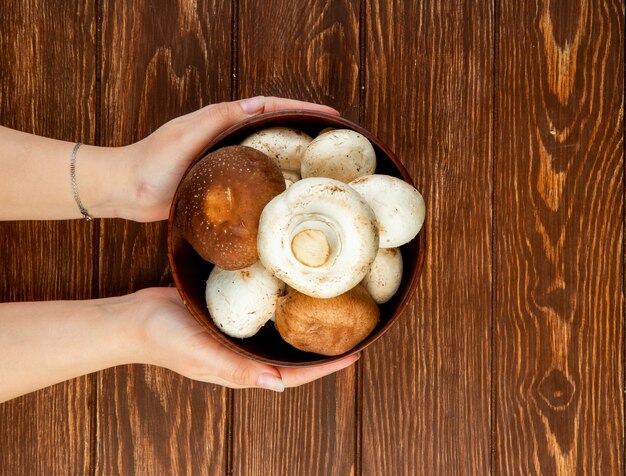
<box><xmin>167</xmin><ymin>109</ymin><xmax>426</xmax><ymax>367</ymax></box>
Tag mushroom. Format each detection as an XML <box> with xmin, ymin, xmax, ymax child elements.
<box><xmin>361</xmin><ymin>248</ymin><xmax>403</xmax><ymax>304</ymax></box>
<box><xmin>175</xmin><ymin>146</ymin><xmax>285</xmax><ymax>270</ymax></box>
<box><xmin>318</xmin><ymin>127</ymin><xmax>335</xmax><ymax>135</ymax></box>
<box><xmin>257</xmin><ymin>177</ymin><xmax>379</xmax><ymax>299</ymax></box>
<box><xmin>349</xmin><ymin>174</ymin><xmax>425</xmax><ymax>248</ymax></box>
<box><xmin>301</xmin><ymin>129</ymin><xmax>376</xmax><ymax>183</ymax></box>
<box><xmin>240</xmin><ymin>126</ymin><xmax>313</xmax><ymax>174</ymax></box>
<box><xmin>282</xmin><ymin>170</ymin><xmax>301</xmax><ymax>189</ymax></box>
<box><xmin>206</xmin><ymin>261</ymin><xmax>285</xmax><ymax>338</ymax></box>
<box><xmin>275</xmin><ymin>284</ymin><xmax>380</xmax><ymax>356</ymax></box>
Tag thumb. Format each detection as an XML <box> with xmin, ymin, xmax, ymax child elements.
<box><xmin>223</xmin><ymin>363</ymin><xmax>285</xmax><ymax>393</ymax></box>
<box><xmin>209</xmin><ymin>341</ymin><xmax>285</xmax><ymax>392</ymax></box>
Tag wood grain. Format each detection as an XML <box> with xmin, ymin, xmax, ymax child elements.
<box><xmin>0</xmin><ymin>1</ymin><xmax>96</xmax><ymax>474</ymax></box>
<box><xmin>231</xmin><ymin>1</ymin><xmax>360</xmax><ymax>475</ymax></box>
<box><xmin>361</xmin><ymin>1</ymin><xmax>494</xmax><ymax>474</ymax></box>
<box><xmin>95</xmin><ymin>1</ymin><xmax>232</xmax><ymax>474</ymax></box>
<box><xmin>237</xmin><ymin>0</ymin><xmax>360</xmax><ymax>118</ymax></box>
<box><xmin>494</xmin><ymin>0</ymin><xmax>624</xmax><ymax>473</ymax></box>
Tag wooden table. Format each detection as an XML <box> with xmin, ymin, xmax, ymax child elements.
<box><xmin>0</xmin><ymin>1</ymin><xmax>623</xmax><ymax>474</ymax></box>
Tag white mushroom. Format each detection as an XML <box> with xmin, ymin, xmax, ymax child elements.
<box><xmin>361</xmin><ymin>248</ymin><xmax>403</xmax><ymax>304</ymax></box>
<box><xmin>257</xmin><ymin>177</ymin><xmax>379</xmax><ymax>299</ymax></box>
<box><xmin>205</xmin><ymin>261</ymin><xmax>285</xmax><ymax>338</ymax></box>
<box><xmin>240</xmin><ymin>127</ymin><xmax>312</xmax><ymax>173</ymax></box>
<box><xmin>349</xmin><ymin>174</ymin><xmax>425</xmax><ymax>248</ymax></box>
<box><xmin>301</xmin><ymin>129</ymin><xmax>377</xmax><ymax>183</ymax></box>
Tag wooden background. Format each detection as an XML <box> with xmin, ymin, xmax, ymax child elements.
<box><xmin>0</xmin><ymin>0</ymin><xmax>623</xmax><ymax>474</ymax></box>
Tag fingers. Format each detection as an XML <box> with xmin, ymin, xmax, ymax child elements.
<box><xmin>180</xmin><ymin>327</ymin><xmax>358</xmax><ymax>392</ymax></box>
<box><xmin>189</xmin><ymin>97</ymin><xmax>266</xmax><ymax>140</ymax></box>
<box><xmin>211</xmin><ymin>350</ymin><xmax>359</xmax><ymax>391</ymax></box>
<box><xmin>262</xmin><ymin>97</ymin><xmax>339</xmax><ymax>115</ymax></box>
<box><xmin>174</xmin><ymin>97</ymin><xmax>264</xmax><ymax>153</ymax></box>
<box><xmin>278</xmin><ymin>353</ymin><xmax>360</xmax><ymax>388</ymax></box>
<box><xmin>215</xmin><ymin>348</ymin><xmax>285</xmax><ymax>391</ymax></box>
<box><xmin>184</xmin><ymin>96</ymin><xmax>339</xmax><ymax>149</ymax></box>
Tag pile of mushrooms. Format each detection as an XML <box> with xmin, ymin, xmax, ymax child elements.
<box><xmin>175</xmin><ymin>125</ymin><xmax>425</xmax><ymax>356</ymax></box>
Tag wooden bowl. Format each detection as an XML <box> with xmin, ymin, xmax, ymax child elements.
<box><xmin>167</xmin><ymin>110</ymin><xmax>426</xmax><ymax>367</ymax></box>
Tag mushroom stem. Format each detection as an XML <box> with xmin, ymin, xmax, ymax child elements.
<box><xmin>291</xmin><ymin>229</ymin><xmax>331</xmax><ymax>267</ymax></box>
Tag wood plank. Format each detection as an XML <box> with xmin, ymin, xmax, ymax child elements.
<box><xmin>95</xmin><ymin>1</ymin><xmax>232</xmax><ymax>474</ymax></box>
<box><xmin>237</xmin><ymin>0</ymin><xmax>360</xmax><ymax>119</ymax></box>
<box><xmin>361</xmin><ymin>1</ymin><xmax>494</xmax><ymax>474</ymax></box>
<box><xmin>0</xmin><ymin>1</ymin><xmax>96</xmax><ymax>474</ymax></box>
<box><xmin>494</xmin><ymin>0</ymin><xmax>624</xmax><ymax>473</ymax></box>
<box><xmin>231</xmin><ymin>1</ymin><xmax>360</xmax><ymax>475</ymax></box>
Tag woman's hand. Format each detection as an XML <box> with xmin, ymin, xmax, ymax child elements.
<box><xmin>0</xmin><ymin>287</ymin><xmax>357</xmax><ymax>402</ymax></box>
<box><xmin>118</xmin><ymin>97</ymin><xmax>338</xmax><ymax>222</ymax></box>
<box><xmin>129</xmin><ymin>288</ymin><xmax>358</xmax><ymax>392</ymax></box>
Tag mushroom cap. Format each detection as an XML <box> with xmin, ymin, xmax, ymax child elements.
<box><xmin>205</xmin><ymin>261</ymin><xmax>286</xmax><ymax>338</ymax></box>
<box><xmin>349</xmin><ymin>174</ymin><xmax>425</xmax><ymax>248</ymax></box>
<box><xmin>275</xmin><ymin>284</ymin><xmax>380</xmax><ymax>356</ymax></box>
<box><xmin>361</xmin><ymin>247</ymin><xmax>403</xmax><ymax>304</ymax></box>
<box><xmin>240</xmin><ymin>126</ymin><xmax>313</xmax><ymax>172</ymax></box>
<box><xmin>257</xmin><ymin>177</ymin><xmax>379</xmax><ymax>299</ymax></box>
<box><xmin>175</xmin><ymin>146</ymin><xmax>285</xmax><ymax>269</ymax></box>
<box><xmin>301</xmin><ymin>129</ymin><xmax>377</xmax><ymax>183</ymax></box>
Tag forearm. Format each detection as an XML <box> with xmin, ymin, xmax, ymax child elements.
<box><xmin>0</xmin><ymin>295</ymin><xmax>143</xmax><ymax>403</ymax></box>
<box><xmin>0</xmin><ymin>126</ymin><xmax>133</xmax><ymax>220</ymax></box>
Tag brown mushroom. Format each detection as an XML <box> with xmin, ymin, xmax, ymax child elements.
<box><xmin>275</xmin><ymin>285</ymin><xmax>380</xmax><ymax>356</ymax></box>
<box><xmin>175</xmin><ymin>145</ymin><xmax>285</xmax><ymax>269</ymax></box>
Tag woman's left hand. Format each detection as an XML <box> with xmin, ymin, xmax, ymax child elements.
<box><xmin>128</xmin><ymin>287</ymin><xmax>359</xmax><ymax>391</ymax></box>
<box><xmin>119</xmin><ymin>97</ymin><xmax>337</xmax><ymax>222</ymax></box>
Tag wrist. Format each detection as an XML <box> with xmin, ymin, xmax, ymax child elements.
<box><xmin>94</xmin><ymin>291</ymin><xmax>155</xmax><ymax>365</ymax></box>
<box><xmin>105</xmin><ymin>288</ymin><xmax>177</xmax><ymax>367</ymax></box>
<box><xmin>78</xmin><ymin>144</ymin><xmax>136</xmax><ymax>220</ymax></box>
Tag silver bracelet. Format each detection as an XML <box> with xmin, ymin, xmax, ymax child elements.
<box><xmin>70</xmin><ymin>142</ymin><xmax>92</xmax><ymax>222</ymax></box>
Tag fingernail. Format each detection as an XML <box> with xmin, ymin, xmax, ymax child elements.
<box><xmin>258</xmin><ymin>372</ymin><xmax>285</xmax><ymax>392</ymax></box>
<box><xmin>240</xmin><ymin>96</ymin><xmax>266</xmax><ymax>114</ymax></box>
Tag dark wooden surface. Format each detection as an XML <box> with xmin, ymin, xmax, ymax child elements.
<box><xmin>0</xmin><ymin>2</ymin><xmax>96</xmax><ymax>474</ymax></box>
<box><xmin>0</xmin><ymin>1</ymin><xmax>623</xmax><ymax>475</ymax></box>
<box><xmin>362</xmin><ymin>1</ymin><xmax>494</xmax><ymax>474</ymax></box>
<box><xmin>494</xmin><ymin>1</ymin><xmax>624</xmax><ymax>473</ymax></box>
